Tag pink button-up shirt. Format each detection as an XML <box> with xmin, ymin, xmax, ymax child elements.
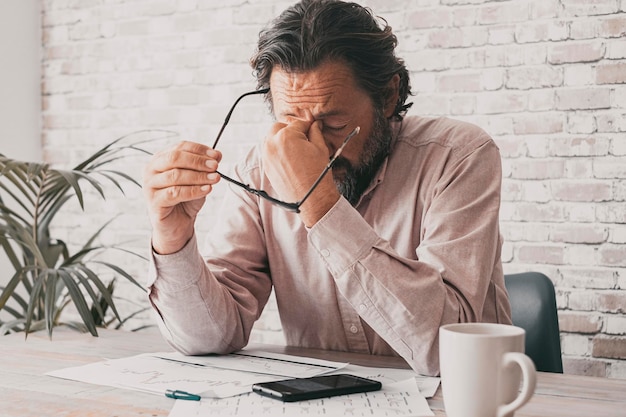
<box><xmin>148</xmin><ymin>115</ymin><xmax>512</xmax><ymax>376</ymax></box>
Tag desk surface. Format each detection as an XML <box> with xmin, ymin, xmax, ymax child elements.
<box><xmin>1</xmin><ymin>328</ymin><xmax>625</xmax><ymax>417</ymax></box>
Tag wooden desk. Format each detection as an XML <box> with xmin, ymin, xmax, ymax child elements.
<box><xmin>1</xmin><ymin>328</ymin><xmax>625</xmax><ymax>416</ymax></box>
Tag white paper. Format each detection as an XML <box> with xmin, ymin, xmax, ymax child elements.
<box><xmin>47</xmin><ymin>348</ymin><xmax>438</xmax><ymax>416</ymax></box>
<box><xmin>328</xmin><ymin>364</ymin><xmax>440</xmax><ymax>398</ymax></box>
<box><xmin>154</xmin><ymin>349</ymin><xmax>348</xmax><ymax>378</ymax></box>
<box><xmin>169</xmin><ymin>378</ymin><xmax>434</xmax><ymax>417</ymax></box>
<box><xmin>46</xmin><ymin>350</ymin><xmax>347</xmax><ymax>398</ymax></box>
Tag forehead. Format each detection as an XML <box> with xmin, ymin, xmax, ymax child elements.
<box><xmin>269</xmin><ymin>60</ymin><xmax>368</xmax><ymax>117</ymax></box>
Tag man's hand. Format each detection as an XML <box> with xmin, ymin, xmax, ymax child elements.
<box><xmin>143</xmin><ymin>141</ymin><xmax>222</xmax><ymax>254</ymax></box>
<box><xmin>262</xmin><ymin>120</ymin><xmax>340</xmax><ymax>227</ymax></box>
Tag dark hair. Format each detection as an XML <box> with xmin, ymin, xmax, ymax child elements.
<box><xmin>250</xmin><ymin>0</ymin><xmax>412</xmax><ymax>120</ymax></box>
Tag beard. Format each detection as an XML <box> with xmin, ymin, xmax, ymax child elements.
<box><xmin>332</xmin><ymin>108</ymin><xmax>393</xmax><ymax>206</ymax></box>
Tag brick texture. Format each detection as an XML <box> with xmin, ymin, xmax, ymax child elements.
<box><xmin>593</xmin><ymin>335</ymin><xmax>626</xmax><ymax>359</ymax></box>
<box><xmin>39</xmin><ymin>0</ymin><xmax>626</xmax><ymax>379</ymax></box>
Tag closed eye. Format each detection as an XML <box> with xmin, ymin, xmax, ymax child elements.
<box><xmin>323</xmin><ymin>124</ymin><xmax>347</xmax><ymax>132</ymax></box>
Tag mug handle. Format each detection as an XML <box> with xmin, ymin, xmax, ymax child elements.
<box><xmin>497</xmin><ymin>352</ymin><xmax>537</xmax><ymax>417</ymax></box>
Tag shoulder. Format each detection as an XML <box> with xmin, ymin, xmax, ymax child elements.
<box><xmin>397</xmin><ymin>115</ymin><xmax>496</xmax><ymax>157</ymax></box>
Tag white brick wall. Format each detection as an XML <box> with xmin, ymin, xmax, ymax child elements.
<box><xmin>40</xmin><ymin>0</ymin><xmax>626</xmax><ymax>378</ymax></box>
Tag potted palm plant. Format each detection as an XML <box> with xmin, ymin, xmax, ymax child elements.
<box><xmin>0</xmin><ymin>133</ymin><xmax>156</xmax><ymax>337</ymax></box>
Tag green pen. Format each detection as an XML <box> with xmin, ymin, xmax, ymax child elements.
<box><xmin>165</xmin><ymin>389</ymin><xmax>201</xmax><ymax>401</ymax></box>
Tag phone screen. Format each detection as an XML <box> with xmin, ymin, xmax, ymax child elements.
<box><xmin>252</xmin><ymin>374</ymin><xmax>382</xmax><ymax>402</ymax></box>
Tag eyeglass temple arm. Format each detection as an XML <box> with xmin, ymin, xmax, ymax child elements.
<box><xmin>217</xmin><ymin>171</ymin><xmax>301</xmax><ymax>212</ymax></box>
<box><xmin>295</xmin><ymin>126</ymin><xmax>361</xmax><ymax>209</ymax></box>
<box><xmin>217</xmin><ymin>126</ymin><xmax>359</xmax><ymax>213</ymax></box>
<box><xmin>211</xmin><ymin>88</ymin><xmax>270</xmax><ymax>149</ymax></box>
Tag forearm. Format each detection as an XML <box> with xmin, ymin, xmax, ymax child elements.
<box><xmin>309</xmin><ymin>195</ymin><xmax>502</xmax><ymax>376</ymax></box>
<box><xmin>147</xmin><ymin>234</ymin><xmax>264</xmax><ymax>355</ymax></box>
<box><xmin>333</xmin><ymin>239</ymin><xmax>477</xmax><ymax>375</ymax></box>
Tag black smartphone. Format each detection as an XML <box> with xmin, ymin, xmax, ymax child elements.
<box><xmin>251</xmin><ymin>373</ymin><xmax>382</xmax><ymax>402</ymax></box>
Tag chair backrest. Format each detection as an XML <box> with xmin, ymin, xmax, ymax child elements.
<box><xmin>504</xmin><ymin>272</ymin><xmax>563</xmax><ymax>373</ymax></box>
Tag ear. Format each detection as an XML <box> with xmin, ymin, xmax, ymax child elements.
<box><xmin>383</xmin><ymin>74</ymin><xmax>401</xmax><ymax>119</ymax></box>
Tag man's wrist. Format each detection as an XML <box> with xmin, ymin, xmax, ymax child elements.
<box><xmin>152</xmin><ymin>230</ymin><xmax>194</xmax><ymax>255</ymax></box>
<box><xmin>299</xmin><ymin>189</ymin><xmax>341</xmax><ymax>228</ymax></box>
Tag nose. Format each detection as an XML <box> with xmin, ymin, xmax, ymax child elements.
<box><xmin>325</xmin><ymin>140</ymin><xmax>337</xmax><ymax>158</ymax></box>
<box><xmin>307</xmin><ymin>120</ymin><xmax>337</xmax><ymax>159</ymax></box>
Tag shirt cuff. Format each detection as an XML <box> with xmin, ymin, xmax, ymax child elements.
<box><xmin>147</xmin><ymin>233</ymin><xmax>205</xmax><ymax>291</ymax></box>
<box><xmin>307</xmin><ymin>197</ymin><xmax>379</xmax><ymax>276</ymax></box>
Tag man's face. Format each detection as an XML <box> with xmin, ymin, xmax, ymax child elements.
<box><xmin>269</xmin><ymin>60</ymin><xmax>393</xmax><ymax>205</ymax></box>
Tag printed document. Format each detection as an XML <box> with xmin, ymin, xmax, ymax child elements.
<box><xmin>47</xmin><ymin>350</ymin><xmax>348</xmax><ymax>398</ymax></box>
<box><xmin>47</xmin><ymin>348</ymin><xmax>439</xmax><ymax>416</ymax></box>
<box><xmin>169</xmin><ymin>378</ymin><xmax>434</xmax><ymax>417</ymax></box>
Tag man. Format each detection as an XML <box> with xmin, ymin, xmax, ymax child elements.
<box><xmin>143</xmin><ymin>0</ymin><xmax>511</xmax><ymax>376</ymax></box>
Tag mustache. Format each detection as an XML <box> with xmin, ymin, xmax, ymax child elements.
<box><xmin>330</xmin><ymin>156</ymin><xmax>354</xmax><ymax>183</ymax></box>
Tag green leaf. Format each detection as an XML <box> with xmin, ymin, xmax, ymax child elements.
<box><xmin>24</xmin><ymin>270</ymin><xmax>45</xmax><ymax>335</ymax></box>
<box><xmin>0</xmin><ymin>269</ymin><xmax>26</xmax><ymax>310</ymax></box>
<box><xmin>41</xmin><ymin>239</ymin><xmax>66</xmax><ymax>269</ymax></box>
<box><xmin>0</xmin><ymin>178</ymin><xmax>35</xmax><ymax>213</ymax></box>
<box><xmin>44</xmin><ymin>270</ymin><xmax>60</xmax><ymax>337</ymax></box>
<box><xmin>60</xmin><ymin>320</ymin><xmax>89</xmax><ymax>333</ymax></box>
<box><xmin>80</xmin><ymin>217</ymin><xmax>117</xmax><ymax>254</ymax></box>
<box><xmin>70</xmin><ymin>170</ymin><xmax>106</xmax><ymax>199</ymax></box>
<box><xmin>114</xmin><ymin>305</ymin><xmax>151</xmax><ymax>330</ymax></box>
<box><xmin>0</xmin><ymin>303</ymin><xmax>25</xmax><ymax>320</ymax></box>
<box><xmin>0</xmin><ymin>318</ymin><xmax>26</xmax><ymax>335</ymax></box>
<box><xmin>95</xmin><ymin>261</ymin><xmax>146</xmax><ymax>292</ymax></box>
<box><xmin>38</xmin><ymin>194</ymin><xmax>72</xmax><ymax>233</ymax></box>
<box><xmin>38</xmin><ymin>176</ymin><xmax>71</xmax><ymax>213</ymax></box>
<box><xmin>70</xmin><ymin>267</ymin><xmax>108</xmax><ymax>324</ymax></box>
<box><xmin>0</xmin><ymin>202</ymin><xmax>31</xmax><ymax>230</ymax></box>
<box><xmin>53</xmin><ymin>296</ymin><xmax>71</xmax><ymax>325</ymax></box>
<box><xmin>58</xmin><ymin>269</ymin><xmax>98</xmax><ymax>336</ymax></box>
<box><xmin>7</xmin><ymin>288</ymin><xmax>29</xmax><ymax>311</ymax></box>
<box><xmin>75</xmin><ymin>266</ymin><xmax>121</xmax><ymax>323</ymax></box>
<box><xmin>55</xmin><ymin>169</ymin><xmax>86</xmax><ymax>210</ymax></box>
<box><xmin>0</xmin><ymin>220</ymin><xmax>48</xmax><ymax>267</ymax></box>
<box><xmin>0</xmin><ymin>230</ymin><xmax>24</xmax><ymax>271</ymax></box>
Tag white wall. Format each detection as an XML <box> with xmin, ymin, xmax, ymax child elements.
<box><xmin>0</xmin><ymin>0</ymin><xmax>41</xmax><ymax>161</ymax></box>
<box><xmin>0</xmin><ymin>0</ymin><xmax>41</xmax><ymax>286</ymax></box>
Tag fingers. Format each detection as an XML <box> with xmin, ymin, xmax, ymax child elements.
<box><xmin>267</xmin><ymin>120</ymin><xmax>311</xmax><ymax>145</ymax></box>
<box><xmin>149</xmin><ymin>141</ymin><xmax>221</xmax><ymax>173</ymax></box>
<box><xmin>281</xmin><ymin>119</ymin><xmax>313</xmax><ymax>137</ymax></box>
<box><xmin>307</xmin><ymin>121</ymin><xmax>327</xmax><ymax>155</ymax></box>
<box><xmin>143</xmin><ymin>141</ymin><xmax>222</xmax><ymax>207</ymax></box>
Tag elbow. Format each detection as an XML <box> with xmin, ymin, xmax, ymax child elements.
<box><xmin>162</xmin><ymin>330</ymin><xmax>244</xmax><ymax>356</ymax></box>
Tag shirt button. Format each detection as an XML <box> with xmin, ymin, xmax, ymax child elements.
<box><xmin>359</xmin><ymin>304</ymin><xmax>367</xmax><ymax>312</ymax></box>
<box><xmin>350</xmin><ymin>325</ymin><xmax>359</xmax><ymax>334</ymax></box>
<box><xmin>321</xmin><ymin>249</ymin><xmax>330</xmax><ymax>257</ymax></box>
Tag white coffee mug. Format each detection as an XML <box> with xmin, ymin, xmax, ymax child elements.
<box><xmin>439</xmin><ymin>323</ymin><xmax>537</xmax><ymax>417</ymax></box>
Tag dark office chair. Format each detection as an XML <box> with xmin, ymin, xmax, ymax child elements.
<box><xmin>504</xmin><ymin>271</ymin><xmax>563</xmax><ymax>373</ymax></box>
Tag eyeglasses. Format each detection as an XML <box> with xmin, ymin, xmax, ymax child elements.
<box><xmin>211</xmin><ymin>88</ymin><xmax>360</xmax><ymax>213</ymax></box>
